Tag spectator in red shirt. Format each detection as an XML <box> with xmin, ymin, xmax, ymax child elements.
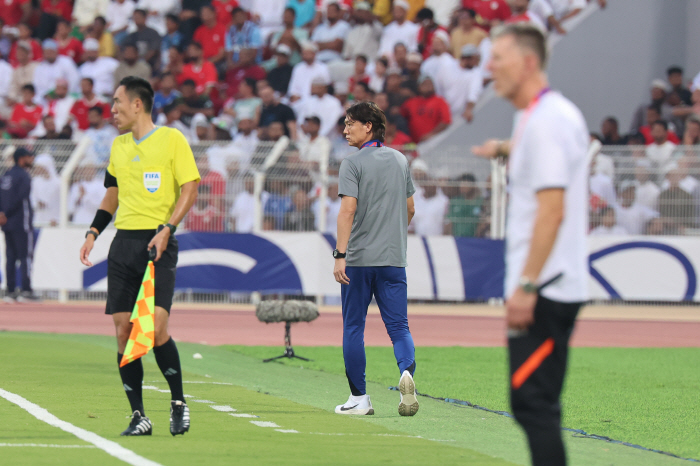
<box><xmin>9</xmin><ymin>23</ymin><xmax>42</xmax><ymax>67</ymax></box>
<box><xmin>400</xmin><ymin>76</ymin><xmax>451</xmax><ymax>142</ymax></box>
<box><xmin>9</xmin><ymin>84</ymin><xmax>43</xmax><ymax>137</ymax></box>
<box><xmin>70</xmin><ymin>77</ymin><xmax>111</xmax><ymax>130</ymax></box>
<box><xmin>55</xmin><ymin>19</ymin><xmax>83</xmax><ymax>64</ymax></box>
<box><xmin>211</xmin><ymin>0</ymin><xmax>238</xmax><ymax>28</ymax></box>
<box><xmin>37</xmin><ymin>0</ymin><xmax>73</xmax><ymax>41</ymax></box>
<box><xmin>195</xmin><ymin>156</ymin><xmax>226</xmax><ymax>217</ymax></box>
<box><xmin>416</xmin><ymin>8</ymin><xmax>448</xmax><ymax>60</ymax></box>
<box><xmin>0</xmin><ymin>0</ymin><xmax>31</xmax><ymax>27</ymax></box>
<box><xmin>225</xmin><ymin>47</ymin><xmax>266</xmax><ymax>99</ymax></box>
<box><xmin>193</xmin><ymin>5</ymin><xmax>227</xmax><ymax>66</ymax></box>
<box><xmin>462</xmin><ymin>0</ymin><xmax>511</xmax><ymax>30</ymax></box>
<box><xmin>184</xmin><ymin>184</ymin><xmax>225</xmax><ymax>232</ymax></box>
<box><xmin>639</xmin><ymin>105</ymin><xmax>680</xmax><ymax>145</ymax></box>
<box><xmin>178</xmin><ymin>42</ymin><xmax>219</xmax><ymax>95</ymax></box>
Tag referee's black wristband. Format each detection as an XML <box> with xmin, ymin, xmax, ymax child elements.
<box><xmin>90</xmin><ymin>209</ymin><xmax>113</xmax><ymax>234</ymax></box>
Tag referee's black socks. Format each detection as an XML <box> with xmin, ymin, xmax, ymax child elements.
<box><xmin>117</xmin><ymin>353</ymin><xmax>145</xmax><ymax>416</ymax></box>
<box><xmin>154</xmin><ymin>337</ymin><xmax>185</xmax><ymax>402</ymax></box>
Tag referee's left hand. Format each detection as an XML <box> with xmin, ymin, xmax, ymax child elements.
<box><xmin>147</xmin><ymin>228</ymin><xmax>170</xmax><ymax>262</ymax></box>
<box><xmin>333</xmin><ymin>258</ymin><xmax>350</xmax><ymax>285</ymax></box>
<box><xmin>505</xmin><ymin>288</ymin><xmax>537</xmax><ymax>330</ymax></box>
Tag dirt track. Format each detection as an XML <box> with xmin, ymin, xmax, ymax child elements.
<box><xmin>0</xmin><ymin>302</ymin><xmax>698</xmax><ymax>347</ymax></box>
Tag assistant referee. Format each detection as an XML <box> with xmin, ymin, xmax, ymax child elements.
<box><xmin>79</xmin><ymin>76</ymin><xmax>200</xmax><ymax>437</ymax></box>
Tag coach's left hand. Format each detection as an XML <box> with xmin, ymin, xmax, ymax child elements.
<box><xmin>147</xmin><ymin>228</ymin><xmax>170</xmax><ymax>262</ymax></box>
<box><xmin>506</xmin><ymin>288</ymin><xmax>537</xmax><ymax>330</ymax></box>
<box><xmin>334</xmin><ymin>258</ymin><xmax>350</xmax><ymax>285</ymax></box>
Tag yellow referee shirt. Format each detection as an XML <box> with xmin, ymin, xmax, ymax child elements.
<box><xmin>107</xmin><ymin>127</ymin><xmax>201</xmax><ymax>230</ymax></box>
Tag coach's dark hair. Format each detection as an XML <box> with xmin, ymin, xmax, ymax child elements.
<box><xmin>119</xmin><ymin>76</ymin><xmax>154</xmax><ymax>113</ymax></box>
<box><xmin>346</xmin><ymin>101</ymin><xmax>386</xmax><ymax>142</ymax></box>
<box><xmin>492</xmin><ymin>23</ymin><xmax>548</xmax><ymax>70</ymax></box>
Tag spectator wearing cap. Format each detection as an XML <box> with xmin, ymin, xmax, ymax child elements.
<box><xmin>310</xmin><ymin>2</ymin><xmax>351</xmax><ymax>63</ymax></box>
<box><xmin>91</xmin><ymin>16</ymin><xmax>116</xmax><ymax>58</ymax></box>
<box><xmin>179</xmin><ymin>79</ymin><xmax>215</xmax><ymax>127</ymax></box>
<box><xmin>416</xmin><ymin>7</ymin><xmax>448</xmax><ymax>60</ymax></box>
<box><xmin>287</xmin><ymin>42</ymin><xmax>331</xmax><ymax>103</ymax></box>
<box><xmin>419</xmin><ymin>29</ymin><xmax>456</xmax><ymax>98</ymax></box>
<box><xmin>378</xmin><ymin>1</ymin><xmax>420</xmax><ymax>60</ymax></box>
<box><xmin>225</xmin><ymin>7</ymin><xmax>263</xmax><ymax>65</ymax></box>
<box><xmin>78</xmin><ymin>38</ymin><xmax>119</xmax><ymax>97</ymax></box>
<box><xmin>265</xmin><ymin>8</ymin><xmax>309</xmax><ymax>71</ymax></box>
<box><xmin>0</xmin><ymin>148</ymin><xmax>37</xmax><ymax>301</ymax></box>
<box><xmin>645</xmin><ymin>120</ymin><xmax>677</xmax><ymax>168</ymax></box>
<box><xmin>112</xmin><ymin>43</ymin><xmax>152</xmax><ymax>85</ymax></box>
<box><xmin>105</xmin><ymin>0</ymin><xmax>135</xmax><ymax>47</ymax></box>
<box><xmin>152</xmin><ymin>72</ymin><xmax>182</xmax><ymax>119</ymax></box>
<box><xmin>124</xmin><ymin>9</ymin><xmax>162</xmax><ymax>73</ymax></box>
<box><xmin>70</xmin><ymin>77</ymin><xmax>112</xmax><ymax>131</ymax></box>
<box><xmin>72</xmin><ymin>0</ymin><xmax>110</xmax><ymax>31</ymax></box>
<box><xmin>224</xmin><ymin>46</ymin><xmax>266</xmax><ymax>99</ymax></box>
<box><xmin>178</xmin><ymin>41</ymin><xmax>218</xmax><ymax>95</ymax></box>
<box><xmin>285</xmin><ymin>0</ymin><xmax>315</xmax><ymax>28</ymax></box>
<box><xmin>33</xmin><ymin>39</ymin><xmax>80</xmax><ymax>103</ymax></box>
<box><xmin>160</xmin><ymin>16</ymin><xmax>184</xmax><ymax>68</ymax></box>
<box><xmin>8</xmin><ymin>23</ymin><xmax>42</xmax><ymax>67</ymax></box>
<box><xmin>451</xmin><ymin>8</ymin><xmax>487</xmax><ymax>58</ymax></box>
<box><xmin>8</xmin><ymin>41</ymin><xmax>39</xmax><ymax>104</ymax></box>
<box><xmin>54</xmin><ymin>19</ymin><xmax>83</xmax><ymax>64</ymax></box>
<box><xmin>83</xmin><ymin>105</ymin><xmax>118</xmax><ymax>165</ymax></box>
<box><xmin>0</xmin><ymin>0</ymin><xmax>31</xmax><ymax>28</ymax></box>
<box><xmin>639</xmin><ymin>105</ymin><xmax>680</xmax><ymax>145</ymax></box>
<box><xmin>29</xmin><ymin>78</ymin><xmax>74</xmax><ymax>138</ymax></box>
<box><xmin>667</xmin><ymin>66</ymin><xmax>693</xmax><ymax>106</ymax></box>
<box><xmin>296</xmin><ymin>77</ymin><xmax>343</xmax><ymax>137</ymax></box>
<box><xmin>267</xmin><ymin>44</ymin><xmax>294</xmax><ymax>95</ymax></box>
<box><xmin>342</xmin><ymin>2</ymin><xmax>382</xmax><ymax>62</ymax></box>
<box><xmin>259</xmin><ymin>84</ymin><xmax>296</xmax><ymax>139</ymax></box>
<box><xmin>193</xmin><ymin>4</ymin><xmax>228</xmax><ymax>67</ymax></box>
<box><xmin>8</xmin><ymin>84</ymin><xmax>42</xmax><ymax>137</ymax></box>
<box><xmin>444</xmin><ymin>44</ymin><xmax>483</xmax><ymax>121</ymax></box>
<box><xmin>400</xmin><ymin>76</ymin><xmax>451</xmax><ymax>142</ymax></box>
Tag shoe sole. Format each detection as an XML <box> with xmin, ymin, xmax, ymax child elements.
<box><xmin>171</xmin><ymin>427</ymin><xmax>189</xmax><ymax>436</ymax></box>
<box><xmin>334</xmin><ymin>407</ymin><xmax>374</xmax><ymax>415</ymax></box>
<box><xmin>398</xmin><ymin>375</ymin><xmax>419</xmax><ymax>416</ymax></box>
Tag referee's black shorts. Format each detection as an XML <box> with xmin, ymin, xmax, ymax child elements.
<box><xmin>105</xmin><ymin>229</ymin><xmax>178</xmax><ymax>315</ymax></box>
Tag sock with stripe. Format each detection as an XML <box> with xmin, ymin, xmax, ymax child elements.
<box><xmin>117</xmin><ymin>353</ymin><xmax>145</xmax><ymax>415</ymax></box>
<box><xmin>153</xmin><ymin>337</ymin><xmax>185</xmax><ymax>402</ymax></box>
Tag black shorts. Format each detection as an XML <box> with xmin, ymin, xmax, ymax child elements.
<box><xmin>105</xmin><ymin>229</ymin><xmax>178</xmax><ymax>315</ymax></box>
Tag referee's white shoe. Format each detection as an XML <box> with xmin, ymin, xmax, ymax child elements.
<box><xmin>398</xmin><ymin>370</ymin><xmax>419</xmax><ymax>416</ymax></box>
<box><xmin>335</xmin><ymin>395</ymin><xmax>374</xmax><ymax>415</ymax></box>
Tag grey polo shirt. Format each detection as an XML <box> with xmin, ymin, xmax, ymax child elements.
<box><xmin>338</xmin><ymin>145</ymin><xmax>415</xmax><ymax>267</ymax></box>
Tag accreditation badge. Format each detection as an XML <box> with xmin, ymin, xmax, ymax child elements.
<box><xmin>144</xmin><ymin>172</ymin><xmax>161</xmax><ymax>193</ymax></box>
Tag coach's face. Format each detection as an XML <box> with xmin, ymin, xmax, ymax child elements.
<box><xmin>489</xmin><ymin>35</ymin><xmax>527</xmax><ymax>102</ymax></box>
<box><xmin>112</xmin><ymin>86</ymin><xmax>137</xmax><ymax>131</ymax></box>
<box><xmin>344</xmin><ymin>117</ymin><xmax>372</xmax><ymax>147</ymax></box>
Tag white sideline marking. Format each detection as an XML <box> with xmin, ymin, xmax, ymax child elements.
<box><xmin>0</xmin><ymin>388</ymin><xmax>163</xmax><ymax>466</ymax></box>
<box><xmin>210</xmin><ymin>405</ymin><xmax>236</xmax><ymax>412</ymax></box>
<box><xmin>182</xmin><ymin>381</ymin><xmax>233</xmax><ymax>385</ymax></box>
<box><xmin>250</xmin><ymin>421</ymin><xmax>280</xmax><ymax>428</ymax></box>
<box><xmin>274</xmin><ymin>429</ymin><xmax>299</xmax><ymax>434</ymax></box>
<box><xmin>192</xmin><ymin>400</ymin><xmax>215</xmax><ymax>404</ymax></box>
<box><xmin>0</xmin><ymin>443</ymin><xmax>97</xmax><ymax>449</ymax></box>
<box><xmin>229</xmin><ymin>413</ymin><xmax>258</xmax><ymax>418</ymax></box>
<box><xmin>142</xmin><ymin>385</ymin><xmax>159</xmax><ymax>390</ymax></box>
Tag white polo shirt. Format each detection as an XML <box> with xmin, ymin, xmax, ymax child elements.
<box><xmin>505</xmin><ymin>90</ymin><xmax>589</xmax><ymax>302</ymax></box>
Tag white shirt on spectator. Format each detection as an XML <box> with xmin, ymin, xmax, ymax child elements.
<box><xmin>79</xmin><ymin>57</ymin><xmax>120</xmax><ymax>96</ymax></box>
<box><xmin>296</xmin><ymin>94</ymin><xmax>344</xmax><ymax>137</ymax></box>
<box><xmin>31</xmin><ymin>154</ymin><xmax>61</xmax><ymax>226</ymax></box>
<box><xmin>311</xmin><ymin>19</ymin><xmax>351</xmax><ymax>63</ymax></box>
<box><xmin>245</xmin><ymin>0</ymin><xmax>286</xmax><ymax>41</ymax></box>
<box><xmin>589</xmin><ymin>172</ymin><xmax>616</xmax><ymax>206</ymax></box>
<box><xmin>527</xmin><ymin>0</ymin><xmax>554</xmax><ymax>29</ymax></box>
<box><xmin>412</xmin><ymin>190</ymin><xmax>449</xmax><ymax>236</ymax></box>
<box><xmin>589</xmin><ymin>224</ymin><xmax>628</xmax><ymax>236</ymax></box>
<box><xmin>425</xmin><ymin>0</ymin><xmax>460</xmax><ymax>26</ymax></box>
<box><xmin>29</xmin><ymin>95</ymin><xmax>76</xmax><ymax>138</ymax></box>
<box><xmin>106</xmin><ymin>0</ymin><xmax>136</xmax><ymax>33</ymax></box>
<box><xmin>0</xmin><ymin>60</ymin><xmax>13</xmax><ymax>102</ymax></box>
<box><xmin>635</xmin><ymin>180</ymin><xmax>661</xmax><ymax>210</ymax></box>
<box><xmin>33</xmin><ymin>57</ymin><xmax>80</xmax><ymax>103</ymax></box>
<box><xmin>298</xmin><ymin>134</ymin><xmax>331</xmax><ymax>163</ymax></box>
<box><xmin>69</xmin><ymin>177</ymin><xmax>107</xmax><ymax>225</ymax></box>
<box><xmin>478</xmin><ymin>37</ymin><xmax>492</xmax><ymax>79</ymax></box>
<box><xmin>420</xmin><ymin>52</ymin><xmax>457</xmax><ymax>98</ymax></box>
<box><xmin>230</xmin><ymin>190</ymin><xmax>269</xmax><ymax>233</ymax></box>
<box><xmin>343</xmin><ymin>21</ymin><xmax>383</xmax><ymax>61</ymax></box>
<box><xmin>378</xmin><ymin>20</ymin><xmax>420</xmax><ymax>59</ymax></box>
<box><xmin>661</xmin><ymin>176</ymin><xmax>700</xmax><ymax>196</ymax></box>
<box><xmin>445</xmin><ymin>66</ymin><xmax>483</xmax><ymax>115</ymax></box>
<box><xmin>645</xmin><ymin>141</ymin><xmax>676</xmax><ymax>167</ymax></box>
<box><xmin>228</xmin><ymin>130</ymin><xmax>259</xmax><ymax>170</ymax></box>
<box><xmin>615</xmin><ymin>202</ymin><xmax>658</xmax><ymax>235</ymax></box>
<box><xmin>73</xmin><ymin>0</ymin><xmax>110</xmax><ymax>27</ymax></box>
<box><xmin>546</xmin><ymin>0</ymin><xmax>586</xmax><ymax>20</ymax></box>
<box><xmin>132</xmin><ymin>0</ymin><xmax>180</xmax><ymax>36</ymax></box>
<box><xmin>312</xmin><ymin>195</ymin><xmax>341</xmax><ymax>233</ymax></box>
<box><xmin>287</xmin><ymin>60</ymin><xmax>331</xmax><ymax>100</ymax></box>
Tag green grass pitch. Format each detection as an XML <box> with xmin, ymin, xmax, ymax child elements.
<box><xmin>0</xmin><ymin>332</ymin><xmax>697</xmax><ymax>465</ymax></box>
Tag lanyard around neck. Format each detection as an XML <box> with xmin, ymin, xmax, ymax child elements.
<box><xmin>511</xmin><ymin>87</ymin><xmax>550</xmax><ymax>149</ymax></box>
<box><xmin>361</xmin><ymin>140</ymin><xmax>383</xmax><ymax>148</ymax></box>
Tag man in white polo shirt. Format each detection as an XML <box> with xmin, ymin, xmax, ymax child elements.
<box><xmin>473</xmin><ymin>23</ymin><xmax>588</xmax><ymax>466</ymax></box>
<box><xmin>378</xmin><ymin>0</ymin><xmax>420</xmax><ymax>59</ymax></box>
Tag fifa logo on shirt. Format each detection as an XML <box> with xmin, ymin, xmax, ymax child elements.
<box><xmin>143</xmin><ymin>172</ymin><xmax>161</xmax><ymax>193</ymax></box>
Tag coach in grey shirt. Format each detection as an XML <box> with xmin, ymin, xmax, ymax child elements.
<box><xmin>332</xmin><ymin>101</ymin><xmax>419</xmax><ymax>418</ymax></box>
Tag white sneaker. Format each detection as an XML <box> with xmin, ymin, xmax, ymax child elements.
<box><xmin>335</xmin><ymin>394</ymin><xmax>374</xmax><ymax>415</ymax></box>
<box><xmin>398</xmin><ymin>370</ymin><xmax>419</xmax><ymax>416</ymax></box>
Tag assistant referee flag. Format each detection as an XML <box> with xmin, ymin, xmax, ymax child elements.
<box><xmin>119</xmin><ymin>257</ymin><xmax>156</xmax><ymax>368</ymax></box>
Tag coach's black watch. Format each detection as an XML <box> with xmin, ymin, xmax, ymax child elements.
<box><xmin>85</xmin><ymin>230</ymin><xmax>98</xmax><ymax>240</ymax></box>
<box><xmin>332</xmin><ymin>249</ymin><xmax>346</xmax><ymax>259</ymax></box>
<box><xmin>519</xmin><ymin>276</ymin><xmax>538</xmax><ymax>294</ymax></box>
<box><xmin>162</xmin><ymin>223</ymin><xmax>177</xmax><ymax>235</ymax></box>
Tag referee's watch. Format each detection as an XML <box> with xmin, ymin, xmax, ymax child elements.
<box><xmin>519</xmin><ymin>276</ymin><xmax>538</xmax><ymax>294</ymax></box>
<box><xmin>85</xmin><ymin>230</ymin><xmax>98</xmax><ymax>240</ymax></box>
<box><xmin>332</xmin><ymin>249</ymin><xmax>346</xmax><ymax>259</ymax></box>
<box><xmin>162</xmin><ymin>223</ymin><xmax>177</xmax><ymax>235</ymax></box>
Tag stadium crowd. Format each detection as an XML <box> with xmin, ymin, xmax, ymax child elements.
<box><xmin>0</xmin><ymin>0</ymin><xmax>614</xmax><ymax>235</ymax></box>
